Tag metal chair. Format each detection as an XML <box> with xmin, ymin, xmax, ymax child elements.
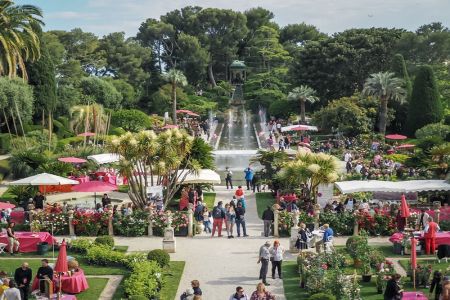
<box><xmin>0</xmin><ymin>243</ymin><xmax>7</xmax><ymax>254</ymax></box>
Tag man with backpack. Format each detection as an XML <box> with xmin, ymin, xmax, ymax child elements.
<box><xmin>211</xmin><ymin>201</ymin><xmax>226</xmax><ymax>237</ymax></box>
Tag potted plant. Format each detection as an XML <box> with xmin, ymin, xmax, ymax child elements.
<box><xmin>361</xmin><ymin>260</ymin><xmax>372</xmax><ymax>282</ymax></box>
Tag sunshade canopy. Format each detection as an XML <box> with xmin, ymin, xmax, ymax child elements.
<box><xmin>58</xmin><ymin>157</ymin><xmax>87</xmax><ymax>164</ymax></box>
<box><xmin>335</xmin><ymin>180</ymin><xmax>450</xmax><ymax>194</ymax></box>
<box><xmin>71</xmin><ymin>181</ymin><xmax>117</xmax><ymax>193</ymax></box>
<box><xmin>162</xmin><ymin>124</ymin><xmax>179</xmax><ymax>129</ymax></box>
<box><xmin>281</xmin><ymin>125</ymin><xmax>318</xmax><ymax>132</ymax></box>
<box><xmin>0</xmin><ymin>202</ymin><xmax>15</xmax><ymax>210</ymax></box>
<box><xmin>396</xmin><ymin>144</ymin><xmax>415</xmax><ymax>149</ymax></box>
<box><xmin>385</xmin><ymin>134</ymin><xmax>407</xmax><ymax>140</ymax></box>
<box><xmin>77</xmin><ymin>132</ymin><xmax>96</xmax><ymax>137</ymax></box>
<box><xmin>87</xmin><ymin>153</ymin><xmax>121</xmax><ymax>165</ymax></box>
<box><xmin>176</xmin><ymin>109</ymin><xmax>199</xmax><ymax>117</ymax></box>
<box><xmin>177</xmin><ymin>169</ymin><xmax>221</xmax><ymax>184</ymax></box>
<box><xmin>9</xmin><ymin>173</ymin><xmax>79</xmax><ymax>186</ymax></box>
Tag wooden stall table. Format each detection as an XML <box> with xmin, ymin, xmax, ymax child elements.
<box><xmin>0</xmin><ymin>232</ymin><xmax>56</xmax><ymax>253</ymax></box>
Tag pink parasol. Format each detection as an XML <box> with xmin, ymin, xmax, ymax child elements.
<box><xmin>54</xmin><ymin>240</ymin><xmax>68</xmax><ymax>273</ymax></box>
<box><xmin>396</xmin><ymin>144</ymin><xmax>415</xmax><ymax>150</ymax></box>
<box><xmin>58</xmin><ymin>157</ymin><xmax>87</xmax><ymax>164</ymax></box>
<box><xmin>385</xmin><ymin>134</ymin><xmax>407</xmax><ymax>140</ymax></box>
<box><xmin>0</xmin><ymin>202</ymin><xmax>15</xmax><ymax>210</ymax></box>
<box><xmin>77</xmin><ymin>132</ymin><xmax>95</xmax><ymax>137</ymax></box>
<box><xmin>161</xmin><ymin>124</ymin><xmax>179</xmax><ymax>129</ymax></box>
<box><xmin>411</xmin><ymin>237</ymin><xmax>417</xmax><ymax>289</ymax></box>
<box><xmin>176</xmin><ymin>109</ymin><xmax>199</xmax><ymax>117</ymax></box>
<box><xmin>400</xmin><ymin>194</ymin><xmax>411</xmax><ymax>218</ymax></box>
<box><xmin>71</xmin><ymin>181</ymin><xmax>117</xmax><ymax>193</ymax></box>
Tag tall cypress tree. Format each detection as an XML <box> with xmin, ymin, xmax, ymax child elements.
<box><xmin>390</xmin><ymin>54</ymin><xmax>412</xmax><ymax>133</ymax></box>
<box><xmin>26</xmin><ymin>41</ymin><xmax>57</xmax><ymax>123</ymax></box>
<box><xmin>406</xmin><ymin>65</ymin><xmax>443</xmax><ymax>136</ymax></box>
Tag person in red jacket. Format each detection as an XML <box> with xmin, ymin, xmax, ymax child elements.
<box><xmin>424</xmin><ymin>216</ymin><xmax>440</xmax><ymax>255</ymax></box>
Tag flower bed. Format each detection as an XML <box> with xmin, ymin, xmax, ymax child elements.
<box><xmin>150</xmin><ymin>210</ymin><xmax>189</xmax><ymax>236</ymax></box>
<box><xmin>33</xmin><ymin>211</ymin><xmax>69</xmax><ymax>235</ymax></box>
<box><xmin>72</xmin><ymin>210</ymin><xmax>109</xmax><ymax>236</ymax></box>
<box><xmin>114</xmin><ymin>210</ymin><xmax>149</xmax><ymax>237</ymax></box>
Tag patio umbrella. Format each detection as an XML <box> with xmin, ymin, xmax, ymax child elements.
<box><xmin>176</xmin><ymin>109</ymin><xmax>199</xmax><ymax>117</ymax></box>
<box><xmin>71</xmin><ymin>181</ymin><xmax>118</xmax><ymax>205</ymax></box>
<box><xmin>77</xmin><ymin>132</ymin><xmax>95</xmax><ymax>137</ymax></box>
<box><xmin>290</xmin><ymin>125</ymin><xmax>310</xmax><ymax>131</ymax></box>
<box><xmin>54</xmin><ymin>239</ymin><xmax>68</xmax><ymax>297</ymax></box>
<box><xmin>8</xmin><ymin>173</ymin><xmax>79</xmax><ymax>186</ymax></box>
<box><xmin>400</xmin><ymin>194</ymin><xmax>411</xmax><ymax>218</ymax></box>
<box><xmin>396</xmin><ymin>144</ymin><xmax>415</xmax><ymax>150</ymax></box>
<box><xmin>0</xmin><ymin>202</ymin><xmax>15</xmax><ymax>210</ymax></box>
<box><xmin>162</xmin><ymin>124</ymin><xmax>179</xmax><ymax>129</ymax></box>
<box><xmin>385</xmin><ymin>134</ymin><xmax>407</xmax><ymax>140</ymax></box>
<box><xmin>176</xmin><ymin>169</ymin><xmax>221</xmax><ymax>184</ymax></box>
<box><xmin>58</xmin><ymin>157</ymin><xmax>87</xmax><ymax>164</ymax></box>
<box><xmin>411</xmin><ymin>237</ymin><xmax>417</xmax><ymax>289</ymax></box>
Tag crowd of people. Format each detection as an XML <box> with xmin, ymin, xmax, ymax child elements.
<box><xmin>0</xmin><ymin>259</ymin><xmax>54</xmax><ymax>300</ymax></box>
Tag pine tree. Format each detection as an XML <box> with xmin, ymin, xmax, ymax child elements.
<box><xmin>406</xmin><ymin>65</ymin><xmax>443</xmax><ymax>136</ymax></box>
<box><xmin>390</xmin><ymin>54</ymin><xmax>412</xmax><ymax>133</ymax></box>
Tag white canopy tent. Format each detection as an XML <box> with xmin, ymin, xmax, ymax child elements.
<box><xmin>9</xmin><ymin>173</ymin><xmax>79</xmax><ymax>186</ymax></box>
<box><xmin>335</xmin><ymin>180</ymin><xmax>450</xmax><ymax>194</ymax></box>
<box><xmin>177</xmin><ymin>169</ymin><xmax>221</xmax><ymax>184</ymax></box>
<box><xmin>87</xmin><ymin>153</ymin><xmax>121</xmax><ymax>165</ymax></box>
<box><xmin>281</xmin><ymin>125</ymin><xmax>318</xmax><ymax>132</ymax></box>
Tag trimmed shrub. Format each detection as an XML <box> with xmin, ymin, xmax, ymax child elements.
<box><xmin>147</xmin><ymin>249</ymin><xmax>170</xmax><ymax>268</ymax></box>
<box><xmin>69</xmin><ymin>238</ymin><xmax>93</xmax><ymax>254</ymax></box>
<box><xmin>109</xmin><ymin>127</ymin><xmax>126</xmax><ymax>136</ymax></box>
<box><xmin>309</xmin><ymin>293</ymin><xmax>336</xmax><ymax>300</ymax></box>
<box><xmin>384</xmin><ymin>154</ymin><xmax>410</xmax><ymax>164</ymax></box>
<box><xmin>415</xmin><ymin>122</ymin><xmax>450</xmax><ymax>140</ymax></box>
<box><xmin>124</xmin><ymin>261</ymin><xmax>163</xmax><ymax>299</ymax></box>
<box><xmin>94</xmin><ymin>235</ymin><xmax>115</xmax><ymax>248</ymax></box>
<box><xmin>112</xmin><ymin>109</ymin><xmax>152</xmax><ymax>132</ymax></box>
<box><xmin>86</xmin><ymin>245</ymin><xmax>125</xmax><ymax>266</ymax></box>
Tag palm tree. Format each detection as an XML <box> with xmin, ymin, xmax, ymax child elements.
<box><xmin>287</xmin><ymin>85</ymin><xmax>319</xmax><ymax>123</ymax></box>
<box><xmin>362</xmin><ymin>72</ymin><xmax>406</xmax><ymax>135</ymax></box>
<box><xmin>0</xmin><ymin>0</ymin><xmax>44</xmax><ymax>79</ymax></box>
<box><xmin>163</xmin><ymin>69</ymin><xmax>187</xmax><ymax>125</ymax></box>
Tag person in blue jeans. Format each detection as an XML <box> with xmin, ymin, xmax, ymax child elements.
<box><xmin>244</xmin><ymin>166</ymin><xmax>254</xmax><ymax>190</ymax></box>
<box><xmin>235</xmin><ymin>202</ymin><xmax>248</xmax><ymax>237</ymax></box>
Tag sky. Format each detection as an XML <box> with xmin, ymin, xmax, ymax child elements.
<box><xmin>16</xmin><ymin>0</ymin><xmax>450</xmax><ymax>37</ymax></box>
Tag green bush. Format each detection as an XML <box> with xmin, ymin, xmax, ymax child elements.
<box><xmin>112</xmin><ymin>109</ymin><xmax>152</xmax><ymax>132</ymax></box>
<box><xmin>308</xmin><ymin>293</ymin><xmax>336</xmax><ymax>300</ymax></box>
<box><xmin>147</xmin><ymin>249</ymin><xmax>170</xmax><ymax>268</ymax></box>
<box><xmin>345</xmin><ymin>235</ymin><xmax>368</xmax><ymax>259</ymax></box>
<box><xmin>384</xmin><ymin>154</ymin><xmax>410</xmax><ymax>164</ymax></box>
<box><xmin>124</xmin><ymin>261</ymin><xmax>163</xmax><ymax>299</ymax></box>
<box><xmin>128</xmin><ymin>296</ymin><xmax>147</xmax><ymax>300</ymax></box>
<box><xmin>415</xmin><ymin>122</ymin><xmax>450</xmax><ymax>140</ymax></box>
<box><xmin>69</xmin><ymin>238</ymin><xmax>93</xmax><ymax>254</ymax></box>
<box><xmin>94</xmin><ymin>235</ymin><xmax>115</xmax><ymax>248</ymax></box>
<box><xmin>113</xmin><ymin>211</ymin><xmax>149</xmax><ymax>237</ymax></box>
<box><xmin>123</xmin><ymin>253</ymin><xmax>147</xmax><ymax>269</ymax></box>
<box><xmin>0</xmin><ymin>133</ymin><xmax>12</xmax><ymax>154</ymax></box>
<box><xmin>441</xmin><ymin>220</ymin><xmax>450</xmax><ymax>231</ymax></box>
<box><xmin>86</xmin><ymin>245</ymin><xmax>125</xmax><ymax>266</ymax></box>
<box><xmin>0</xmin><ymin>159</ymin><xmax>11</xmax><ymax>178</ymax></box>
<box><xmin>109</xmin><ymin>127</ymin><xmax>126</xmax><ymax>136</ymax></box>
<box><xmin>57</xmin><ymin>136</ymin><xmax>85</xmax><ymax>150</ymax></box>
<box><xmin>416</xmin><ymin>136</ymin><xmax>444</xmax><ymax>154</ymax></box>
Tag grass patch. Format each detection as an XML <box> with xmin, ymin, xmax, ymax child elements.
<box><xmin>159</xmin><ymin>261</ymin><xmax>185</xmax><ymax>300</ymax></box>
<box><xmin>77</xmin><ymin>277</ymin><xmax>109</xmax><ymax>300</ymax></box>
<box><xmin>118</xmin><ymin>185</ymin><xmax>129</xmax><ymax>193</ymax></box>
<box><xmin>114</xmin><ymin>245</ymin><xmax>129</xmax><ymax>253</ymax></box>
<box><xmin>371</xmin><ymin>244</ymin><xmax>435</xmax><ymax>259</ymax></box>
<box><xmin>255</xmin><ymin>192</ymin><xmax>275</xmax><ymax>219</ymax></box>
<box><xmin>398</xmin><ymin>258</ymin><xmax>450</xmax><ymax>273</ymax></box>
<box><xmin>203</xmin><ymin>192</ymin><xmax>216</xmax><ymax>209</ymax></box>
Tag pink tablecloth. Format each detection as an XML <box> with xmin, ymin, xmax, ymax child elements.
<box><xmin>389</xmin><ymin>232</ymin><xmax>450</xmax><ymax>247</ymax></box>
<box><xmin>10</xmin><ymin>211</ymin><xmax>25</xmax><ymax>224</ymax></box>
<box><xmin>402</xmin><ymin>291</ymin><xmax>428</xmax><ymax>299</ymax></box>
<box><xmin>76</xmin><ymin>176</ymin><xmax>90</xmax><ymax>183</ymax></box>
<box><xmin>32</xmin><ymin>269</ymin><xmax>89</xmax><ymax>294</ymax></box>
<box><xmin>103</xmin><ymin>175</ymin><xmax>116</xmax><ymax>185</ymax></box>
<box><xmin>0</xmin><ymin>231</ymin><xmax>56</xmax><ymax>253</ymax></box>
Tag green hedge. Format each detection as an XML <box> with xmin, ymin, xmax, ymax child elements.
<box><xmin>124</xmin><ymin>261</ymin><xmax>163</xmax><ymax>299</ymax></box>
<box><xmin>147</xmin><ymin>249</ymin><xmax>170</xmax><ymax>268</ymax></box>
<box><xmin>69</xmin><ymin>238</ymin><xmax>93</xmax><ymax>254</ymax></box>
<box><xmin>94</xmin><ymin>235</ymin><xmax>115</xmax><ymax>248</ymax></box>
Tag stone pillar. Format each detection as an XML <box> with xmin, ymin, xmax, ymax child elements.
<box><xmin>108</xmin><ymin>210</ymin><xmax>114</xmax><ymax>236</ymax></box>
<box><xmin>433</xmin><ymin>201</ymin><xmax>442</xmax><ymax>224</ymax></box>
<box><xmin>273</xmin><ymin>209</ymin><xmax>280</xmax><ymax>238</ymax></box>
<box><xmin>147</xmin><ymin>210</ymin><xmax>154</xmax><ymax>237</ymax></box>
<box><xmin>290</xmin><ymin>210</ymin><xmax>300</xmax><ymax>253</ymax></box>
<box><xmin>162</xmin><ymin>211</ymin><xmax>176</xmax><ymax>253</ymax></box>
<box><xmin>68</xmin><ymin>210</ymin><xmax>75</xmax><ymax>237</ymax></box>
<box><xmin>314</xmin><ymin>204</ymin><xmax>321</xmax><ymax>230</ymax></box>
<box><xmin>187</xmin><ymin>204</ymin><xmax>194</xmax><ymax>238</ymax></box>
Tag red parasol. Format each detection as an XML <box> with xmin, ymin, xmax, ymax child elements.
<box><xmin>176</xmin><ymin>109</ymin><xmax>199</xmax><ymax>117</ymax></box>
<box><xmin>385</xmin><ymin>134</ymin><xmax>407</xmax><ymax>140</ymax></box>
<box><xmin>400</xmin><ymin>194</ymin><xmax>411</xmax><ymax>218</ymax></box>
<box><xmin>161</xmin><ymin>124</ymin><xmax>179</xmax><ymax>129</ymax></box>
<box><xmin>54</xmin><ymin>240</ymin><xmax>68</xmax><ymax>273</ymax></box>
<box><xmin>77</xmin><ymin>132</ymin><xmax>96</xmax><ymax>137</ymax></box>
<box><xmin>396</xmin><ymin>144</ymin><xmax>415</xmax><ymax>150</ymax></box>
<box><xmin>58</xmin><ymin>157</ymin><xmax>87</xmax><ymax>164</ymax></box>
<box><xmin>0</xmin><ymin>202</ymin><xmax>15</xmax><ymax>210</ymax></box>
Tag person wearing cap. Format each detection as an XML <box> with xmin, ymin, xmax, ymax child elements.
<box><xmin>257</xmin><ymin>241</ymin><xmax>271</xmax><ymax>286</ymax></box>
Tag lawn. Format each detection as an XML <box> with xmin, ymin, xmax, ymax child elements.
<box><xmin>371</xmin><ymin>244</ymin><xmax>435</xmax><ymax>259</ymax></box>
<box><xmin>203</xmin><ymin>192</ymin><xmax>216</xmax><ymax>209</ymax></box>
<box><xmin>77</xmin><ymin>278</ymin><xmax>109</xmax><ymax>300</ymax></box>
<box><xmin>398</xmin><ymin>258</ymin><xmax>450</xmax><ymax>274</ymax></box>
<box><xmin>160</xmin><ymin>261</ymin><xmax>186</xmax><ymax>300</ymax></box>
<box><xmin>255</xmin><ymin>192</ymin><xmax>275</xmax><ymax>219</ymax></box>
